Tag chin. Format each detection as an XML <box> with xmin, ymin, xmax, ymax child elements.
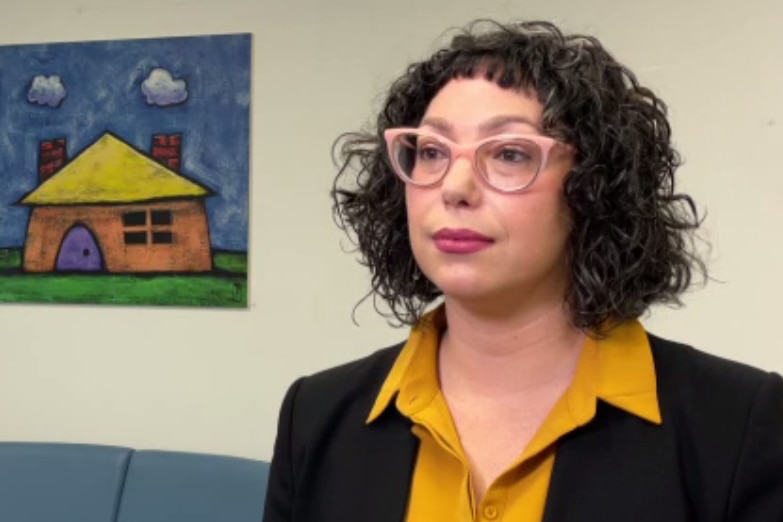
<box><xmin>425</xmin><ymin>270</ymin><xmax>495</xmax><ymax>299</ymax></box>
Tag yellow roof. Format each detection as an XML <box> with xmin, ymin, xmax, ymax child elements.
<box><xmin>21</xmin><ymin>133</ymin><xmax>210</xmax><ymax>205</ymax></box>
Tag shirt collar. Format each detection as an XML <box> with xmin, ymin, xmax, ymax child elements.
<box><xmin>366</xmin><ymin>306</ymin><xmax>445</xmax><ymax>423</ymax></box>
<box><xmin>366</xmin><ymin>305</ymin><xmax>661</xmax><ymax>426</ymax></box>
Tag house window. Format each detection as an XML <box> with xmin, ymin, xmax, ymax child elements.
<box><xmin>151</xmin><ymin>210</ymin><xmax>172</xmax><ymax>225</ymax></box>
<box><xmin>152</xmin><ymin>231</ymin><xmax>173</xmax><ymax>244</ymax></box>
<box><xmin>122</xmin><ymin>209</ymin><xmax>174</xmax><ymax>245</ymax></box>
<box><xmin>124</xmin><ymin>231</ymin><xmax>148</xmax><ymax>244</ymax></box>
<box><xmin>122</xmin><ymin>211</ymin><xmax>146</xmax><ymax>227</ymax></box>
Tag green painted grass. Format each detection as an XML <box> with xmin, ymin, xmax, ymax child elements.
<box><xmin>0</xmin><ymin>248</ymin><xmax>248</xmax><ymax>307</ymax></box>
<box><xmin>213</xmin><ymin>250</ymin><xmax>248</xmax><ymax>273</ymax></box>
<box><xmin>0</xmin><ymin>248</ymin><xmax>21</xmax><ymax>270</ymax></box>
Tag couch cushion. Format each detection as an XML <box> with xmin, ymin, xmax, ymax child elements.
<box><xmin>117</xmin><ymin>449</ymin><xmax>269</xmax><ymax>522</ymax></box>
<box><xmin>0</xmin><ymin>442</ymin><xmax>133</xmax><ymax>522</ymax></box>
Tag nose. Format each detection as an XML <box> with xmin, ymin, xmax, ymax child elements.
<box><xmin>440</xmin><ymin>155</ymin><xmax>481</xmax><ymax>207</ymax></box>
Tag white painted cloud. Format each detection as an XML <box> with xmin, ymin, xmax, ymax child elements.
<box><xmin>27</xmin><ymin>75</ymin><xmax>67</xmax><ymax>108</ymax></box>
<box><xmin>141</xmin><ymin>68</ymin><xmax>188</xmax><ymax>107</ymax></box>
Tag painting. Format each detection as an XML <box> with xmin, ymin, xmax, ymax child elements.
<box><xmin>0</xmin><ymin>33</ymin><xmax>251</xmax><ymax>307</ymax></box>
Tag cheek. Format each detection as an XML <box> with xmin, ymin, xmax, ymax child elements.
<box><xmin>404</xmin><ymin>190</ymin><xmax>425</xmax><ymax>247</ymax></box>
<box><xmin>501</xmin><ymin>192</ymin><xmax>571</xmax><ymax>247</ymax></box>
<box><xmin>404</xmin><ymin>187</ymin><xmax>429</xmax><ymax>230</ymax></box>
<box><xmin>404</xmin><ymin>189</ymin><xmax>440</xmax><ymax>270</ymax></box>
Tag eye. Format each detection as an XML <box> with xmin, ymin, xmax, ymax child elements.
<box><xmin>495</xmin><ymin>146</ymin><xmax>533</xmax><ymax>163</ymax></box>
<box><xmin>417</xmin><ymin>144</ymin><xmax>448</xmax><ymax>162</ymax></box>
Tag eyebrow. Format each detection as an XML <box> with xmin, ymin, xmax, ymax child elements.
<box><xmin>420</xmin><ymin>115</ymin><xmax>541</xmax><ymax>135</ymax></box>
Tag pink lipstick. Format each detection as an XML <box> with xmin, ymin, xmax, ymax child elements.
<box><xmin>433</xmin><ymin>228</ymin><xmax>494</xmax><ymax>254</ymax></box>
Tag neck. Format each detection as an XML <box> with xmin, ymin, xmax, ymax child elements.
<box><xmin>438</xmin><ymin>296</ymin><xmax>585</xmax><ymax>399</ymax></box>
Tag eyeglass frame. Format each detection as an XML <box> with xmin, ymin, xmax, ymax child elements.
<box><xmin>383</xmin><ymin>127</ymin><xmax>565</xmax><ymax>193</ymax></box>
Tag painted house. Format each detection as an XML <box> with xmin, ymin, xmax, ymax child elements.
<box><xmin>18</xmin><ymin>132</ymin><xmax>214</xmax><ymax>273</ymax></box>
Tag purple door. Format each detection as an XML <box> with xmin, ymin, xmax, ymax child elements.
<box><xmin>55</xmin><ymin>225</ymin><xmax>105</xmax><ymax>271</ymax></box>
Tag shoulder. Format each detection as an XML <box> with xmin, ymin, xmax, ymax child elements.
<box><xmin>646</xmin><ymin>331</ymin><xmax>783</xmax><ymax>465</ymax></box>
<box><xmin>298</xmin><ymin>341</ymin><xmax>405</xmax><ymax>399</ymax></box>
<box><xmin>646</xmin><ymin>332</ymin><xmax>783</xmax><ymax>517</ymax></box>
<box><xmin>647</xmin><ymin>332</ymin><xmax>778</xmax><ymax>408</ymax></box>
<box><xmin>280</xmin><ymin>342</ymin><xmax>406</xmax><ymax>442</ymax></box>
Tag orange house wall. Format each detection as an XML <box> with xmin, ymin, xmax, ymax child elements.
<box><xmin>24</xmin><ymin>199</ymin><xmax>213</xmax><ymax>273</ymax></box>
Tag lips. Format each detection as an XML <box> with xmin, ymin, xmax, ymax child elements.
<box><xmin>432</xmin><ymin>228</ymin><xmax>494</xmax><ymax>254</ymax></box>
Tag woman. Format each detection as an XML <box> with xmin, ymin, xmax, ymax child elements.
<box><xmin>263</xmin><ymin>20</ymin><xmax>783</xmax><ymax>522</ymax></box>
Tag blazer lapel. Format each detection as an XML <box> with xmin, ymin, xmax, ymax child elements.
<box><xmin>543</xmin><ymin>402</ymin><xmax>690</xmax><ymax>522</ymax></box>
<box><xmin>312</xmin><ymin>408</ymin><xmax>419</xmax><ymax>522</ymax></box>
<box><xmin>356</xmin><ymin>411</ymin><xmax>420</xmax><ymax>522</ymax></box>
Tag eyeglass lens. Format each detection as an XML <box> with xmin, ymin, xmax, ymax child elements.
<box><xmin>391</xmin><ymin>132</ymin><xmax>543</xmax><ymax>191</ymax></box>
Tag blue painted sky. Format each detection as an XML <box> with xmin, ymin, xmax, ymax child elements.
<box><xmin>0</xmin><ymin>33</ymin><xmax>251</xmax><ymax>250</ymax></box>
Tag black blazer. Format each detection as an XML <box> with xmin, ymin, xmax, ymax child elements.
<box><xmin>263</xmin><ymin>333</ymin><xmax>783</xmax><ymax>521</ymax></box>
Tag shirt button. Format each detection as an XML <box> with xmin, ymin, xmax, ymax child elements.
<box><xmin>483</xmin><ymin>505</ymin><xmax>499</xmax><ymax>520</ymax></box>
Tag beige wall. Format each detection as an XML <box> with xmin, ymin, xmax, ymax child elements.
<box><xmin>0</xmin><ymin>0</ymin><xmax>781</xmax><ymax>460</ymax></box>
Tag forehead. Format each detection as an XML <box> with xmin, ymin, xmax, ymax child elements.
<box><xmin>422</xmin><ymin>77</ymin><xmax>544</xmax><ymax>133</ymax></box>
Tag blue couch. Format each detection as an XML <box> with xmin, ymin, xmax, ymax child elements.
<box><xmin>0</xmin><ymin>442</ymin><xmax>270</xmax><ymax>522</ymax></box>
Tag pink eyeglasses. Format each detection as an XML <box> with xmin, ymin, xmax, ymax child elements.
<box><xmin>384</xmin><ymin>128</ymin><xmax>564</xmax><ymax>193</ymax></box>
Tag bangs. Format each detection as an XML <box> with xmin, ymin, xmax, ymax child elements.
<box><xmin>449</xmin><ymin>54</ymin><xmax>530</xmax><ymax>90</ymax></box>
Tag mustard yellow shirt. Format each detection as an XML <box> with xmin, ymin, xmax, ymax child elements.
<box><xmin>367</xmin><ymin>306</ymin><xmax>662</xmax><ymax>522</ymax></box>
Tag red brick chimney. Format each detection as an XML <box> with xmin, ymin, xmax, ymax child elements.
<box><xmin>39</xmin><ymin>138</ymin><xmax>68</xmax><ymax>182</ymax></box>
<box><xmin>151</xmin><ymin>133</ymin><xmax>182</xmax><ymax>171</ymax></box>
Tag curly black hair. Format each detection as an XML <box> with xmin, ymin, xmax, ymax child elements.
<box><xmin>331</xmin><ymin>19</ymin><xmax>707</xmax><ymax>335</ymax></box>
